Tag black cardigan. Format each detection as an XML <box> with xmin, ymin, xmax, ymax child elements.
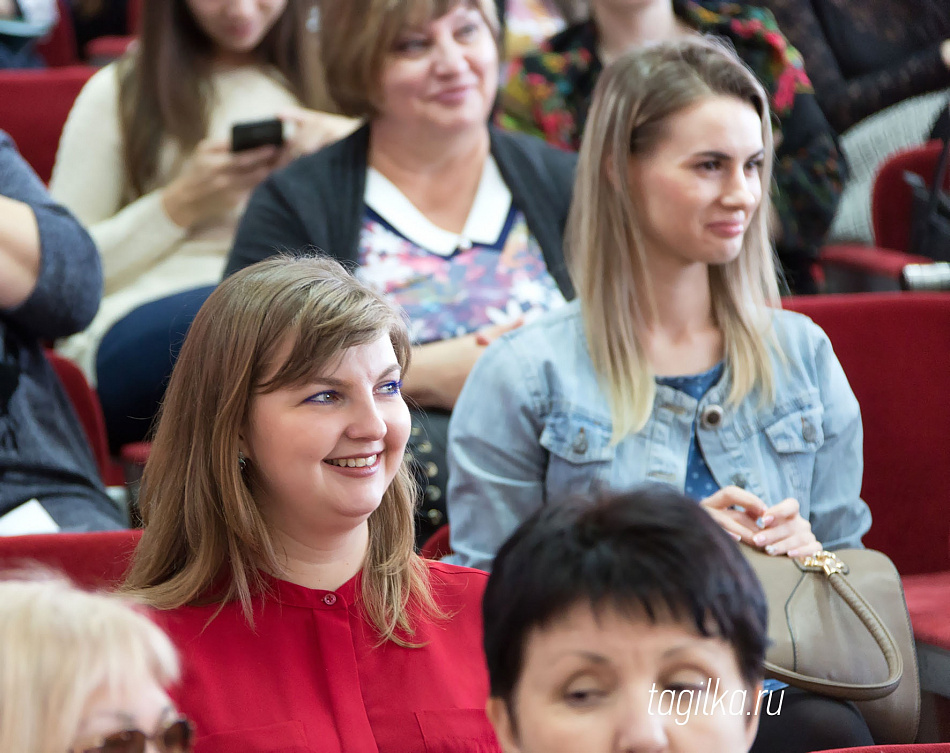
<box><xmin>225</xmin><ymin>124</ymin><xmax>577</xmax><ymax>300</ymax></box>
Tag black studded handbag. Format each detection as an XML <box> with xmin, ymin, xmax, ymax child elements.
<box><xmin>408</xmin><ymin>408</ymin><xmax>451</xmax><ymax>550</ymax></box>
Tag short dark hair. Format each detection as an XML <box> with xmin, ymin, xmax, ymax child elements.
<box><xmin>482</xmin><ymin>485</ymin><xmax>768</xmax><ymax>709</ymax></box>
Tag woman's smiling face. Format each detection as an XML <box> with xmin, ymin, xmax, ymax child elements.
<box><xmin>241</xmin><ymin>334</ymin><xmax>411</xmax><ymax>537</ymax></box>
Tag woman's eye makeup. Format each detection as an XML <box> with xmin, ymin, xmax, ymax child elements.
<box><xmin>377</xmin><ymin>379</ymin><xmax>403</xmax><ymax>395</ymax></box>
<box><xmin>305</xmin><ymin>390</ymin><xmax>340</xmax><ymax>405</ymax></box>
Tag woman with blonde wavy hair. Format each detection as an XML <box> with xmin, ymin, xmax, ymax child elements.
<box><xmin>0</xmin><ymin>574</ymin><xmax>190</xmax><ymax>753</ymax></box>
<box><xmin>124</xmin><ymin>255</ymin><xmax>499</xmax><ymax>752</ymax></box>
<box><xmin>447</xmin><ymin>36</ymin><xmax>873</xmax><ymax>753</ymax></box>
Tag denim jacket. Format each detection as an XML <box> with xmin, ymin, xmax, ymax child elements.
<box><xmin>445</xmin><ymin>301</ymin><xmax>871</xmax><ymax>571</ymax></box>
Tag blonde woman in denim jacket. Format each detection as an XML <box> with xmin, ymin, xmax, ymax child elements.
<box><xmin>447</xmin><ymin>38</ymin><xmax>874</xmax><ymax>753</ymax></box>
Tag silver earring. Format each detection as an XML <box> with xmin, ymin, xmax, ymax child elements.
<box><xmin>238</xmin><ymin>451</ymin><xmax>248</xmax><ymax>471</ymax></box>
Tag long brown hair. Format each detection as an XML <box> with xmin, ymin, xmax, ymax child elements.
<box><xmin>123</xmin><ymin>256</ymin><xmax>440</xmax><ymax>646</ymax></box>
<box><xmin>118</xmin><ymin>0</ymin><xmax>329</xmax><ymax>197</ymax></box>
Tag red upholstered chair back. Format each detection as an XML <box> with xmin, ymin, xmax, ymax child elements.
<box><xmin>0</xmin><ymin>65</ymin><xmax>95</xmax><ymax>183</ymax></box>
<box><xmin>0</xmin><ymin>529</ymin><xmax>141</xmax><ymax>589</ymax></box>
<box><xmin>33</xmin><ymin>0</ymin><xmax>80</xmax><ymax>66</ymax></box>
<box><xmin>44</xmin><ymin>349</ymin><xmax>124</xmax><ymax>487</ymax></box>
<box><xmin>784</xmin><ymin>293</ymin><xmax>950</xmax><ymax>576</ymax></box>
<box><xmin>873</xmin><ymin>140</ymin><xmax>950</xmax><ymax>254</ymax></box>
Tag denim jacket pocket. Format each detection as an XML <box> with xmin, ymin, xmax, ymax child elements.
<box><xmin>763</xmin><ymin>407</ymin><xmax>824</xmax><ymax>454</ymax></box>
<box><xmin>761</xmin><ymin>406</ymin><xmax>824</xmax><ymax>501</ymax></box>
<box><xmin>540</xmin><ymin>410</ymin><xmax>614</xmax><ymax>498</ymax></box>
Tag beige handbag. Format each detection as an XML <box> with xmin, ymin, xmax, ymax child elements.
<box><xmin>741</xmin><ymin>546</ymin><xmax>920</xmax><ymax>744</ymax></box>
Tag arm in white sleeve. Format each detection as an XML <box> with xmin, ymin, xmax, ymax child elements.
<box><xmin>49</xmin><ymin>65</ymin><xmax>187</xmax><ymax>296</ymax></box>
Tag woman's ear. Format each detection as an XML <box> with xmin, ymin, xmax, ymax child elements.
<box><xmin>486</xmin><ymin>697</ymin><xmax>521</xmax><ymax>753</ymax></box>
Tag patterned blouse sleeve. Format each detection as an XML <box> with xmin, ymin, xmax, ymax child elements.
<box><xmin>496</xmin><ymin>53</ymin><xmax>577</xmax><ymax>151</ymax></box>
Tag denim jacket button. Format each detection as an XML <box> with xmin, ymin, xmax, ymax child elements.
<box><xmin>700</xmin><ymin>405</ymin><xmax>724</xmax><ymax>430</ymax></box>
<box><xmin>572</xmin><ymin>428</ymin><xmax>588</xmax><ymax>454</ymax></box>
<box><xmin>731</xmin><ymin>473</ymin><xmax>748</xmax><ymax>489</ymax></box>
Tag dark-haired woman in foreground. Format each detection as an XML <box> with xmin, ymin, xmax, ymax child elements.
<box><xmin>484</xmin><ymin>487</ymin><xmax>768</xmax><ymax>753</ymax></box>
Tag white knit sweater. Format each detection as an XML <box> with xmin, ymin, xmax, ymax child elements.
<box><xmin>50</xmin><ymin>63</ymin><xmax>300</xmax><ymax>380</ymax></box>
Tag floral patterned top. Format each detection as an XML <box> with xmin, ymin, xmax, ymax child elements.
<box><xmin>356</xmin><ymin>161</ymin><xmax>565</xmax><ymax>345</ymax></box>
<box><xmin>497</xmin><ymin>0</ymin><xmax>846</xmax><ymax>293</ymax></box>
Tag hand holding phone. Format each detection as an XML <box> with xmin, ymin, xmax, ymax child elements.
<box><xmin>231</xmin><ymin>118</ymin><xmax>284</xmax><ymax>153</ymax></box>
<box><xmin>162</xmin><ymin>136</ymin><xmax>279</xmax><ymax>228</ymax></box>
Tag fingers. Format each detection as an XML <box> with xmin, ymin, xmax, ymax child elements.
<box><xmin>700</xmin><ymin>486</ymin><xmax>768</xmax><ymax>519</ymax></box>
<box><xmin>749</xmin><ymin>500</ymin><xmax>822</xmax><ymax>557</ymax></box>
<box><xmin>475</xmin><ymin>317</ymin><xmax>524</xmax><ymax>346</ymax></box>
<box><xmin>763</xmin><ymin>497</ymin><xmax>800</xmax><ymax>522</ymax></box>
<box><xmin>227</xmin><ymin>144</ymin><xmax>280</xmax><ymax>173</ymax></box>
<box><xmin>703</xmin><ymin>507</ymin><xmax>761</xmax><ymax>545</ymax></box>
<box><xmin>195</xmin><ymin>137</ymin><xmax>231</xmax><ymax>155</ymax></box>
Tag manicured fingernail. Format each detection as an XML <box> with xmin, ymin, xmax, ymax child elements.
<box><xmin>753</xmin><ymin>533</ymin><xmax>766</xmax><ymax>546</ymax></box>
<box><xmin>765</xmin><ymin>545</ymin><xmax>777</xmax><ymax>555</ymax></box>
<box><xmin>761</xmin><ymin>515</ymin><xmax>774</xmax><ymax>527</ymax></box>
<box><xmin>729</xmin><ymin>531</ymin><xmax>742</xmax><ymax>542</ymax></box>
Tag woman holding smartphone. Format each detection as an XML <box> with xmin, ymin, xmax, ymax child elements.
<box><xmin>50</xmin><ymin>0</ymin><xmax>354</xmax><ymax>450</ymax></box>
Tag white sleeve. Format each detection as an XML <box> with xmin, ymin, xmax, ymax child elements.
<box><xmin>49</xmin><ymin>65</ymin><xmax>187</xmax><ymax>296</ymax></box>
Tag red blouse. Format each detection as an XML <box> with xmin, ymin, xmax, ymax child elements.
<box><xmin>158</xmin><ymin>561</ymin><xmax>500</xmax><ymax>753</ymax></box>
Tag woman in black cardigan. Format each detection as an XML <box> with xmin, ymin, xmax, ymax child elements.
<box><xmin>226</xmin><ymin>0</ymin><xmax>576</xmax><ymax>546</ymax></box>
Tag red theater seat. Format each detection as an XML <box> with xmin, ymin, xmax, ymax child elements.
<box><xmin>0</xmin><ymin>529</ymin><xmax>141</xmax><ymax>589</ymax></box>
<box><xmin>874</xmin><ymin>141</ymin><xmax>950</xmax><ymax>255</ymax></box>
<box><xmin>819</xmin><ymin>140</ymin><xmax>949</xmax><ymax>292</ymax></box>
<box><xmin>785</xmin><ymin>293</ymin><xmax>950</xmax><ymax>702</ymax></box>
<box><xmin>33</xmin><ymin>0</ymin><xmax>79</xmax><ymax>67</ymax></box>
<box><xmin>45</xmin><ymin>349</ymin><xmax>125</xmax><ymax>487</ymax></box>
<box><xmin>0</xmin><ymin>66</ymin><xmax>96</xmax><ymax>183</ymax></box>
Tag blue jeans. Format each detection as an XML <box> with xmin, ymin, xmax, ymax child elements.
<box><xmin>96</xmin><ymin>286</ymin><xmax>215</xmax><ymax>452</ymax></box>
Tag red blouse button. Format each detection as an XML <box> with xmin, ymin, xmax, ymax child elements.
<box><xmin>323</xmin><ymin>593</ymin><xmax>337</xmax><ymax>606</ymax></box>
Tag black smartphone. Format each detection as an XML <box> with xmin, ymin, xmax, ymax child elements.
<box><xmin>231</xmin><ymin>118</ymin><xmax>284</xmax><ymax>152</ymax></box>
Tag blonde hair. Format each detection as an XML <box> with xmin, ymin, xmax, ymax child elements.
<box><xmin>0</xmin><ymin>573</ymin><xmax>179</xmax><ymax>753</ymax></box>
<box><xmin>123</xmin><ymin>256</ymin><xmax>440</xmax><ymax>646</ymax></box>
<box><xmin>320</xmin><ymin>0</ymin><xmax>500</xmax><ymax>118</ymax></box>
<box><xmin>567</xmin><ymin>37</ymin><xmax>781</xmax><ymax>441</ymax></box>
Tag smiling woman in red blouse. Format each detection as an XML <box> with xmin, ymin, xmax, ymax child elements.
<box><xmin>122</xmin><ymin>255</ymin><xmax>499</xmax><ymax>753</ymax></box>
